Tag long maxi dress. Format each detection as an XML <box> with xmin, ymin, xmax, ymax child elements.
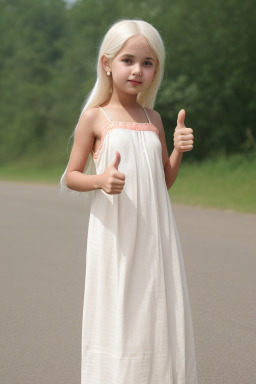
<box><xmin>81</xmin><ymin>106</ymin><xmax>199</xmax><ymax>384</ymax></box>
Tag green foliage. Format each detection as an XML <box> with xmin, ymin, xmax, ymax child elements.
<box><xmin>0</xmin><ymin>0</ymin><xmax>255</xmax><ymax>164</ymax></box>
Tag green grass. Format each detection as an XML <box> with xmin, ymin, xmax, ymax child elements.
<box><xmin>0</xmin><ymin>153</ymin><xmax>255</xmax><ymax>213</ymax></box>
<box><xmin>169</xmin><ymin>152</ymin><xmax>256</xmax><ymax>213</ymax></box>
<box><xmin>0</xmin><ymin>161</ymin><xmax>64</xmax><ymax>185</ymax></box>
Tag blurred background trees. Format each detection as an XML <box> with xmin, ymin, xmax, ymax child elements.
<box><xmin>0</xmin><ymin>0</ymin><xmax>255</xmax><ymax>166</ymax></box>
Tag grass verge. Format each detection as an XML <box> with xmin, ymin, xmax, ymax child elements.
<box><xmin>0</xmin><ymin>161</ymin><xmax>64</xmax><ymax>185</ymax></box>
<box><xmin>169</xmin><ymin>152</ymin><xmax>256</xmax><ymax>213</ymax></box>
<box><xmin>0</xmin><ymin>153</ymin><xmax>255</xmax><ymax>213</ymax></box>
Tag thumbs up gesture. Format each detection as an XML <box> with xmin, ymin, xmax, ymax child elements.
<box><xmin>173</xmin><ymin>109</ymin><xmax>194</xmax><ymax>153</ymax></box>
<box><xmin>99</xmin><ymin>151</ymin><xmax>126</xmax><ymax>194</ymax></box>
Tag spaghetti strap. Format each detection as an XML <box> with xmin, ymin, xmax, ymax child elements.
<box><xmin>143</xmin><ymin>107</ymin><xmax>151</xmax><ymax>124</ymax></box>
<box><xmin>98</xmin><ymin>106</ymin><xmax>112</xmax><ymax>121</ymax></box>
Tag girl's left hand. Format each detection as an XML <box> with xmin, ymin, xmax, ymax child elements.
<box><xmin>173</xmin><ymin>109</ymin><xmax>194</xmax><ymax>153</ymax></box>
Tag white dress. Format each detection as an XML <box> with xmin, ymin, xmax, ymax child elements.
<box><xmin>81</xmin><ymin>107</ymin><xmax>198</xmax><ymax>384</ymax></box>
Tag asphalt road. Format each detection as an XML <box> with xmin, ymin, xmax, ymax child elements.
<box><xmin>0</xmin><ymin>181</ymin><xmax>255</xmax><ymax>384</ymax></box>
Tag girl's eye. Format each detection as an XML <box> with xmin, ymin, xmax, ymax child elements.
<box><xmin>144</xmin><ymin>61</ymin><xmax>153</xmax><ymax>67</ymax></box>
<box><xmin>123</xmin><ymin>58</ymin><xmax>132</xmax><ymax>64</ymax></box>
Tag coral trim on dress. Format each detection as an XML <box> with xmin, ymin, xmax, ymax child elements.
<box><xmin>92</xmin><ymin>121</ymin><xmax>160</xmax><ymax>159</ymax></box>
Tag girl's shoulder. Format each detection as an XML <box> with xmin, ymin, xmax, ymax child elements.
<box><xmin>80</xmin><ymin>106</ymin><xmax>102</xmax><ymax>124</ymax></box>
<box><xmin>79</xmin><ymin>107</ymin><xmax>108</xmax><ymax>137</ymax></box>
<box><xmin>144</xmin><ymin>107</ymin><xmax>165</xmax><ymax>134</ymax></box>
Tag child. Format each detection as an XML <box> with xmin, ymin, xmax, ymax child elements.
<box><xmin>61</xmin><ymin>19</ymin><xmax>198</xmax><ymax>384</ymax></box>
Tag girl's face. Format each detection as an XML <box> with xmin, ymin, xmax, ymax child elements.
<box><xmin>106</xmin><ymin>35</ymin><xmax>158</xmax><ymax>97</ymax></box>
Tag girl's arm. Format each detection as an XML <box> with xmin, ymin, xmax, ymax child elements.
<box><xmin>65</xmin><ymin>110</ymin><xmax>125</xmax><ymax>194</ymax></box>
<box><xmin>150</xmin><ymin>109</ymin><xmax>194</xmax><ymax>190</ymax></box>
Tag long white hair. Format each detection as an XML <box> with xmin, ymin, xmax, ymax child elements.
<box><xmin>60</xmin><ymin>18</ymin><xmax>165</xmax><ymax>194</ymax></box>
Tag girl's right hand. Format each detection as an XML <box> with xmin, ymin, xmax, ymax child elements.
<box><xmin>99</xmin><ymin>151</ymin><xmax>126</xmax><ymax>194</ymax></box>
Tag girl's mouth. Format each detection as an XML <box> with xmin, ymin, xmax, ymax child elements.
<box><xmin>128</xmin><ymin>80</ymin><xmax>142</xmax><ymax>86</ymax></box>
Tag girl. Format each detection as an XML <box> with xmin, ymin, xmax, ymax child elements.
<box><xmin>61</xmin><ymin>19</ymin><xmax>198</xmax><ymax>384</ymax></box>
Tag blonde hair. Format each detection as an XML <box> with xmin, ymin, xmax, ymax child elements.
<box><xmin>60</xmin><ymin>19</ymin><xmax>165</xmax><ymax>193</ymax></box>
<box><xmin>85</xmin><ymin>18</ymin><xmax>165</xmax><ymax>110</ymax></box>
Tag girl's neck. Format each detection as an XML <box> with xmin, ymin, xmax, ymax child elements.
<box><xmin>107</xmin><ymin>88</ymin><xmax>138</xmax><ymax>109</ymax></box>
<box><xmin>101</xmin><ymin>88</ymin><xmax>148</xmax><ymax>123</ymax></box>
<box><xmin>102</xmin><ymin>99</ymin><xmax>148</xmax><ymax>124</ymax></box>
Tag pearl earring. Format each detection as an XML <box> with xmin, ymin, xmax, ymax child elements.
<box><xmin>107</xmin><ymin>71</ymin><xmax>111</xmax><ymax>76</ymax></box>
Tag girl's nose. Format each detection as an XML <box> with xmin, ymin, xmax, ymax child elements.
<box><xmin>132</xmin><ymin>64</ymin><xmax>142</xmax><ymax>76</ymax></box>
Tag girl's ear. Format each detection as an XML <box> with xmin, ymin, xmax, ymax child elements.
<box><xmin>101</xmin><ymin>55</ymin><xmax>111</xmax><ymax>74</ymax></box>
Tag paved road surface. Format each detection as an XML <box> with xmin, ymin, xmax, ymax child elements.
<box><xmin>0</xmin><ymin>181</ymin><xmax>255</xmax><ymax>384</ymax></box>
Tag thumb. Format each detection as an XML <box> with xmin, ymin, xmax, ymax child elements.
<box><xmin>112</xmin><ymin>151</ymin><xmax>121</xmax><ymax>170</ymax></box>
<box><xmin>177</xmin><ymin>109</ymin><xmax>186</xmax><ymax>129</ymax></box>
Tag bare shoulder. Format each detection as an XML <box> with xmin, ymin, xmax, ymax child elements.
<box><xmin>145</xmin><ymin>107</ymin><xmax>169</xmax><ymax>163</ymax></box>
<box><xmin>145</xmin><ymin>108</ymin><xmax>165</xmax><ymax>135</ymax></box>
<box><xmin>78</xmin><ymin>107</ymin><xmax>100</xmax><ymax>129</ymax></box>
<box><xmin>76</xmin><ymin>107</ymin><xmax>104</xmax><ymax>139</ymax></box>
